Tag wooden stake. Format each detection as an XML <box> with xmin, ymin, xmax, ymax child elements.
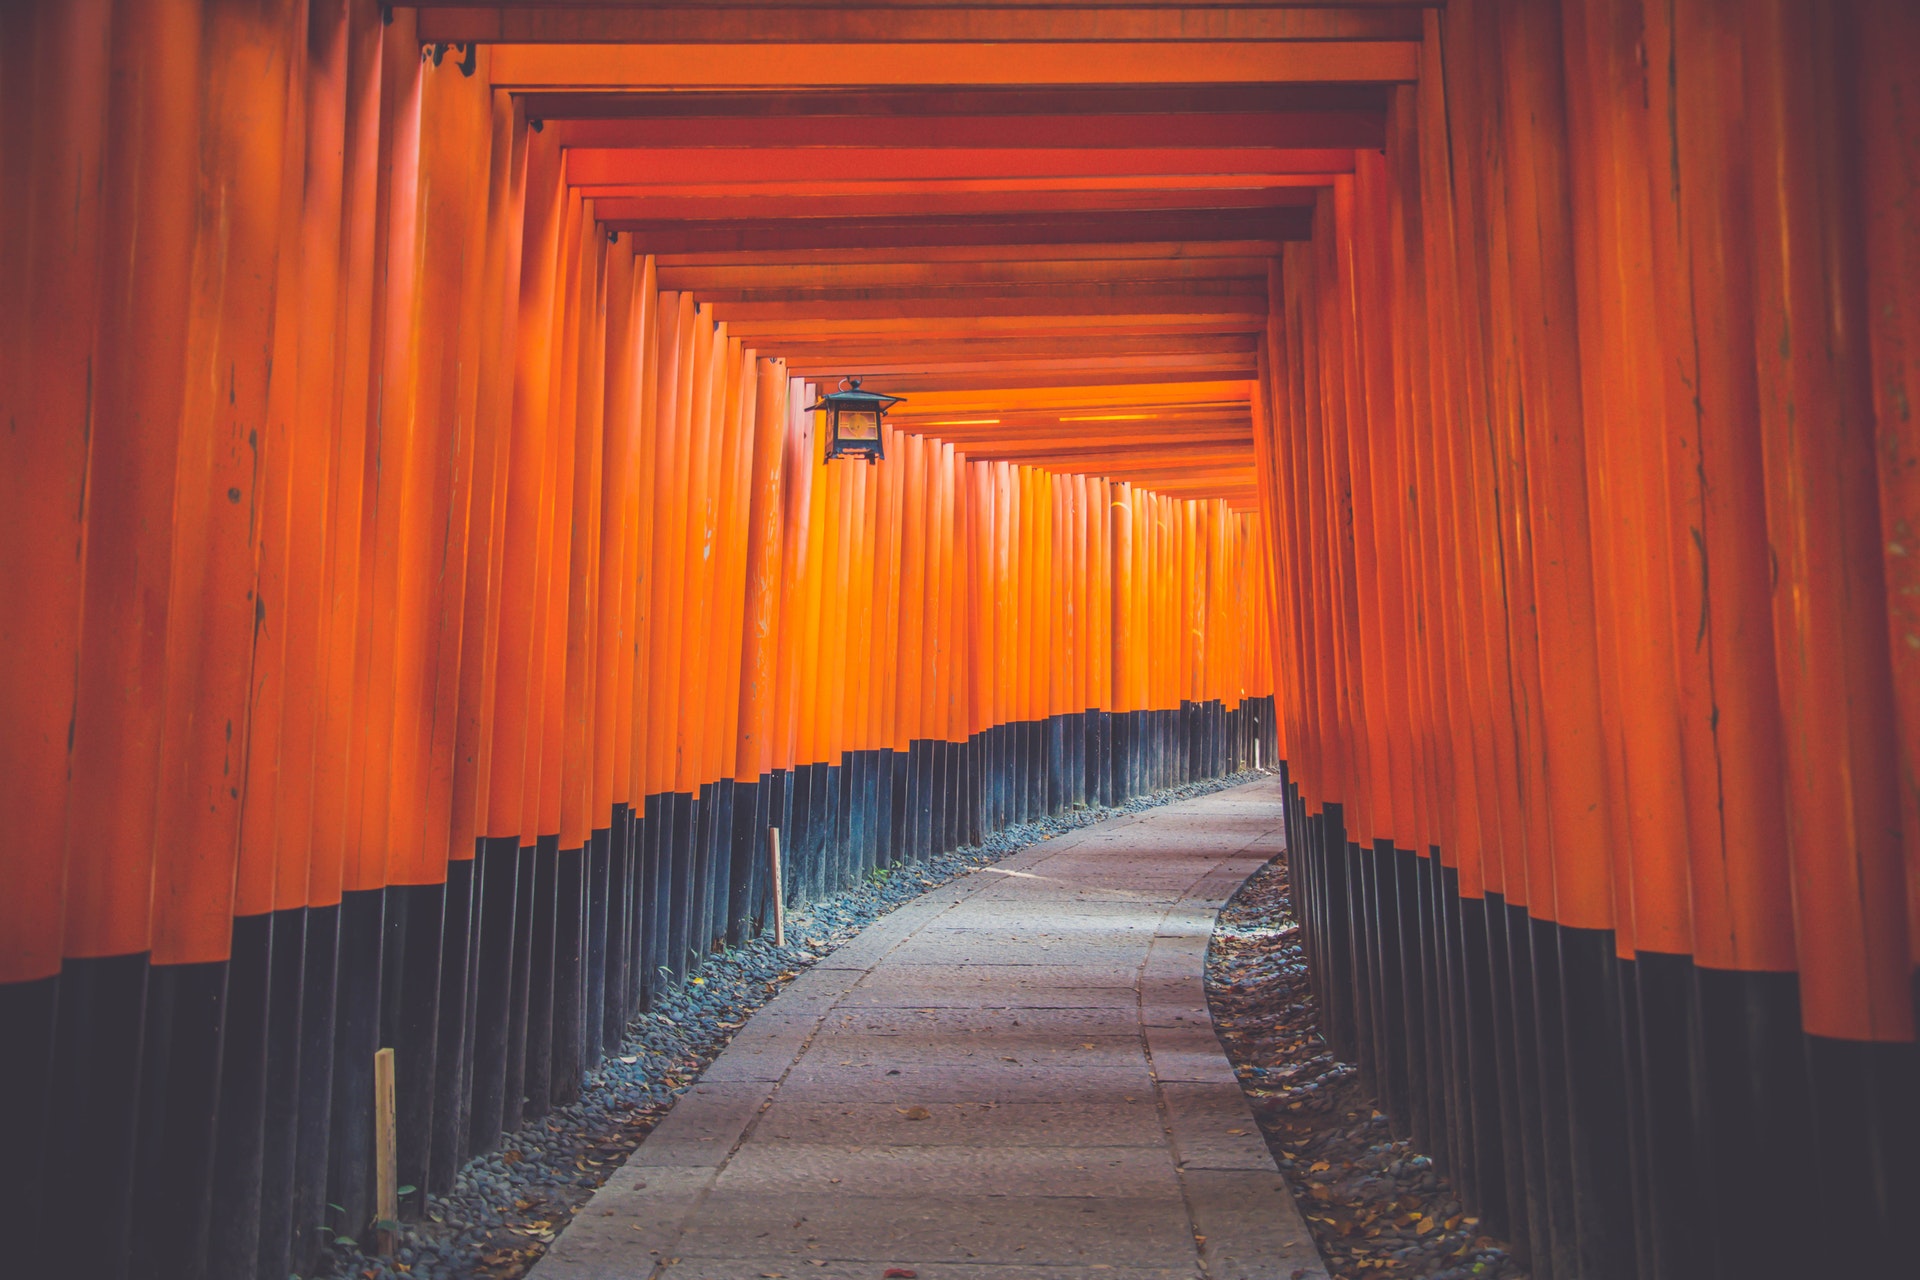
<box><xmin>768</xmin><ymin>826</ymin><xmax>785</xmax><ymax>947</ymax></box>
<box><xmin>374</xmin><ymin>1046</ymin><xmax>398</xmax><ymax>1256</ymax></box>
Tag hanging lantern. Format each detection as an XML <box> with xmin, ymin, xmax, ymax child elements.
<box><xmin>807</xmin><ymin>377</ymin><xmax>904</xmax><ymax>464</ymax></box>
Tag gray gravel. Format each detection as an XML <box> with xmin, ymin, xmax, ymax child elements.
<box><xmin>1206</xmin><ymin>854</ymin><xmax>1529</xmax><ymax>1280</ymax></box>
<box><xmin>313</xmin><ymin>768</ymin><xmax>1272</xmax><ymax>1280</ymax></box>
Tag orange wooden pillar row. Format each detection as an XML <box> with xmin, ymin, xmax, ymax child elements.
<box><xmin>54</xmin><ymin>0</ymin><xmax>202</xmax><ymax>976</ymax></box>
<box><xmin>1744</xmin><ymin>0</ymin><xmax>1911</xmax><ymax>1047</ymax></box>
<box><xmin>735</xmin><ymin>360</ymin><xmax>793</xmax><ymax>786</ymax></box>
<box><xmin>1852</xmin><ymin>2</ymin><xmax>1920</xmax><ymax>979</ymax></box>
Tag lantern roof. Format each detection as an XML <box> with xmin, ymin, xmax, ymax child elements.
<box><xmin>805</xmin><ymin>377</ymin><xmax>905</xmax><ymax>415</ymax></box>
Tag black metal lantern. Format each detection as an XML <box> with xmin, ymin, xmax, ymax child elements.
<box><xmin>806</xmin><ymin>377</ymin><xmax>904</xmax><ymax>464</ymax></box>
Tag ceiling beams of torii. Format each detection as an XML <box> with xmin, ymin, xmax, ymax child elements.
<box><xmin>406</xmin><ymin>3</ymin><xmax>1421</xmax><ymax>507</ymax></box>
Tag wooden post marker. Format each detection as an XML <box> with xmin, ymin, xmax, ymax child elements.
<box><xmin>768</xmin><ymin>827</ymin><xmax>786</xmax><ymax>947</ymax></box>
<box><xmin>374</xmin><ymin>1046</ymin><xmax>398</xmax><ymax>1255</ymax></box>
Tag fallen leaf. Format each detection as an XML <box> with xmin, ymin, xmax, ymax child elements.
<box><xmin>898</xmin><ymin>1105</ymin><xmax>933</xmax><ymax>1120</ymax></box>
<box><xmin>884</xmin><ymin>1270</ymin><xmax>918</xmax><ymax>1279</ymax></box>
<box><xmin>1226</xmin><ymin>1128</ymin><xmax>1246</xmax><ymax>1135</ymax></box>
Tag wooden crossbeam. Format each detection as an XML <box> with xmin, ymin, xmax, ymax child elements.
<box><xmin>421</xmin><ymin>5</ymin><xmax>1423</xmax><ymax>46</ymax></box>
<box><xmin>488</xmin><ymin>41</ymin><xmax>1421</xmax><ymax>89</ymax></box>
<box><xmin>656</xmin><ymin>256</ymin><xmax>1270</xmax><ymax>292</ymax></box>
<box><xmin>552</xmin><ymin>110</ymin><xmax>1386</xmax><ymax>150</ymax></box>
<box><xmin>568</xmin><ymin>146</ymin><xmax>1356</xmax><ymax>185</ymax></box>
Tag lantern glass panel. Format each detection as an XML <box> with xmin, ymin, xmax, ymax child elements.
<box><xmin>838</xmin><ymin>407</ymin><xmax>881</xmax><ymax>441</ymax></box>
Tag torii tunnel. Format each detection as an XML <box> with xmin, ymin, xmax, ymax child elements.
<box><xmin>2</xmin><ymin>3</ymin><xmax>1916</xmax><ymax>1279</ymax></box>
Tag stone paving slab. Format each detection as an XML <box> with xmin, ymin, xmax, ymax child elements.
<box><xmin>753</xmin><ymin>1099</ymin><xmax>1168</xmax><ymax>1148</ymax></box>
<box><xmin>660</xmin><ymin>1263</ymin><xmax>1200</xmax><ymax>1280</ymax></box>
<box><xmin>531</xmin><ymin>779</ymin><xmax>1328</xmax><ymax>1280</ymax></box>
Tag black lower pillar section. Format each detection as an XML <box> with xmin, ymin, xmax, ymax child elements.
<box><xmin>387</xmin><ymin>883</ymin><xmax>445</xmax><ymax>1216</ymax></box>
<box><xmin>550</xmin><ymin>842</ymin><xmax>586</xmax><ymax>1105</ymax></box>
<box><xmin>605</xmin><ymin>808</ymin><xmax>632</xmax><ymax>1040</ymax></box>
<box><xmin>707</xmin><ymin>780</ymin><xmax>737</xmax><ymax>956</ymax></box>
<box><xmin>1045</xmin><ymin>715</ymin><xmax>1065</xmax><ymax>815</ymax></box>
<box><xmin>1803</xmin><ymin>1033</ymin><xmax>1920</xmax><ymax>1275</ymax></box>
<box><xmin>1479</xmin><ymin>893</ymin><xmax>1532</xmax><ymax>1262</ymax></box>
<box><xmin>469</xmin><ymin>837</ymin><xmax>518</xmax><ymax>1155</ymax></box>
<box><xmin>927</xmin><ymin>742</ymin><xmax>948</xmax><ymax>857</ymax></box>
<box><xmin>503</xmin><ymin>842</ymin><xmax>540</xmax><ymax>1132</ymax></box>
<box><xmin>1558</xmin><ymin>927</ymin><xmax>1636</xmax><ymax>1279</ymax></box>
<box><xmin>1687</xmin><ymin>968</ymin><xmax>1819</xmax><ymax>1280</ymax></box>
<box><xmin>207</xmin><ymin>916</ymin><xmax>273</xmax><ymax>1280</ymax></box>
<box><xmin>691</xmin><ymin>783</ymin><xmax>718</xmax><ymax>963</ymax></box>
<box><xmin>429</xmin><ymin>858</ymin><xmax>477</xmax><ymax>1195</ymax></box>
<box><xmin>129</xmin><ymin>959</ymin><xmax>226</xmax><ymax>1280</ymax></box>
<box><xmin>641</xmin><ymin>796</ymin><xmax>669</xmax><ymax>1004</ymax></box>
<box><xmin>609</xmin><ymin>817</ymin><xmax>630</xmax><ymax>1018</ymax></box>
<box><xmin>787</xmin><ymin>768</ymin><xmax>814</xmax><ymax>905</ymax></box>
<box><xmin>672</xmin><ymin>791</ymin><xmax>700</xmax><ymax>978</ymax></box>
<box><xmin>0</xmin><ymin>976</ymin><xmax>57</xmax><ymax>1277</ymax></box>
<box><xmin>522</xmin><ymin>842</ymin><xmax>558</xmax><ymax>1119</ymax></box>
<box><xmin>727</xmin><ymin>779</ymin><xmax>761</xmax><ymax>944</ymax></box>
<box><xmin>1526</xmin><ymin>913</ymin><xmax>1578</xmax><ymax>1279</ymax></box>
<box><xmin>290</xmin><ymin>903</ymin><xmax>341</xmax><ymax>1276</ymax></box>
<box><xmin>1629</xmin><ymin>950</ymin><xmax>1709</xmax><ymax>1280</ymax></box>
<box><xmin>328</xmin><ymin>888</ymin><xmax>388</xmax><ymax>1241</ymax></box>
<box><xmin>844</xmin><ymin>756</ymin><xmax>869</xmax><ymax>883</ymax></box>
<box><xmin>255</xmin><ymin>908</ymin><xmax>308</xmax><ymax>1278</ymax></box>
<box><xmin>581</xmin><ymin>830</ymin><xmax>608</xmax><ymax>1072</ymax></box>
<box><xmin>49</xmin><ymin>953</ymin><xmax>150</xmax><ymax>1280</ymax></box>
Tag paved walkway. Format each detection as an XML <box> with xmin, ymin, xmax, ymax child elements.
<box><xmin>532</xmin><ymin>779</ymin><xmax>1326</xmax><ymax>1280</ymax></box>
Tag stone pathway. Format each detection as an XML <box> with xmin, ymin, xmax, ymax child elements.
<box><xmin>531</xmin><ymin>778</ymin><xmax>1326</xmax><ymax>1280</ymax></box>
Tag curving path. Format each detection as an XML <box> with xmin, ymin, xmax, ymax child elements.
<box><xmin>531</xmin><ymin>779</ymin><xmax>1326</xmax><ymax>1280</ymax></box>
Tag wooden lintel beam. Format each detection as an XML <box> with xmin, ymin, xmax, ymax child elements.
<box><xmin>652</xmin><ymin>240</ymin><xmax>1283</xmax><ymax>268</ymax></box>
<box><xmin>614</xmin><ymin>209</ymin><xmax>1313</xmax><ymax>254</ymax></box>
<box><xmin>892</xmin><ymin>423</ymin><xmax>1252</xmax><ymax>444</ymax></box>
<box><xmin>422</xmin><ymin>6</ymin><xmax>1422</xmax><ymax>47</ymax></box>
<box><xmin>782</xmin><ymin>354</ymin><xmax>1259</xmax><ymax>375</ymax></box>
<box><xmin>581</xmin><ymin>173</ymin><xmax>1340</xmax><ymax>205</ymax></box>
<box><xmin>889</xmin><ymin>379</ymin><xmax>1253</xmax><ymax>409</ymax></box>
<box><xmin>818</xmin><ymin>367</ymin><xmax>1256</xmax><ymax>393</ymax></box>
<box><xmin>599</xmin><ymin>185</ymin><xmax>1327</xmax><ymax>222</ymax></box>
<box><xmin>720</xmin><ymin>314</ymin><xmax>1266</xmax><ymax>338</ymax></box>
<box><xmin>549</xmin><ymin>110</ymin><xmax>1387</xmax><ymax>151</ymax></box>
<box><xmin>937</xmin><ymin>451</ymin><xmax>1257</xmax><ymax>470</ymax></box>
<box><xmin>567</xmin><ymin>146</ymin><xmax>1356</xmax><ymax>186</ymax></box>
<box><xmin>698</xmin><ymin>278</ymin><xmax>1269</xmax><ymax>303</ymax></box>
<box><xmin>658</xmin><ymin>254</ymin><xmax>1271</xmax><ymax>288</ymax></box>
<box><xmin>517</xmin><ymin>85</ymin><xmax>1392</xmax><ymax>122</ymax></box>
<box><xmin>488</xmin><ymin>41</ymin><xmax>1422</xmax><ymax>90</ymax></box>
<box><xmin>764</xmin><ymin>330</ymin><xmax>1259</xmax><ymax>355</ymax></box>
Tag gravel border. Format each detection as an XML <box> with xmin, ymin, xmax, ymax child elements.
<box><xmin>316</xmin><ymin>768</ymin><xmax>1274</xmax><ymax>1280</ymax></box>
<box><xmin>1205</xmin><ymin>854</ymin><xmax>1529</xmax><ymax>1280</ymax></box>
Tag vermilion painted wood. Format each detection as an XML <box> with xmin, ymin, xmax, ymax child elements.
<box><xmin>550</xmin><ymin>111</ymin><xmax>1386</xmax><ymax>152</ymax></box>
<box><xmin>1852</xmin><ymin>0</ymin><xmax>1920</xmax><ymax>967</ymax></box>
<box><xmin>571</xmin><ymin>146</ymin><xmax>1356</xmax><ymax>189</ymax></box>
<box><xmin>59</xmin><ymin>0</ymin><xmax>198</xmax><ymax>958</ymax></box>
<box><xmin>151</xmin><ymin>0</ymin><xmax>297</xmax><ymax>963</ymax></box>
<box><xmin>311</xmin><ymin>12</ymin><xmax>385</xmax><ymax>901</ymax></box>
<box><xmin>1746</xmin><ymin>0</ymin><xmax>1911</xmax><ymax>1043</ymax></box>
<box><xmin>418</xmin><ymin>4</ymin><xmax>1423</xmax><ymax>46</ymax></box>
<box><xmin>596</xmin><ymin>185</ymin><xmax>1330</xmax><ymax>223</ymax></box>
<box><xmin>484</xmin><ymin>40</ymin><xmax>1421</xmax><ymax>90</ymax></box>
